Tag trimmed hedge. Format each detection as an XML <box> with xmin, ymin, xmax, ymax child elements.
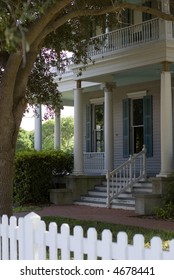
<box><xmin>13</xmin><ymin>150</ymin><xmax>73</xmax><ymax>205</ymax></box>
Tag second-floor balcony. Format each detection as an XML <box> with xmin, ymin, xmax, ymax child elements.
<box><xmin>87</xmin><ymin>18</ymin><xmax>173</xmax><ymax>58</ymax></box>
<box><xmin>57</xmin><ymin>17</ymin><xmax>174</xmax><ymax>85</ymax></box>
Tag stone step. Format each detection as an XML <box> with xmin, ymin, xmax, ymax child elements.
<box><xmin>74</xmin><ymin>200</ymin><xmax>135</xmax><ymax>210</ymax></box>
<box><xmin>79</xmin><ymin>194</ymin><xmax>134</xmax><ymax>204</ymax></box>
<box><xmin>73</xmin><ymin>180</ymin><xmax>152</xmax><ymax>210</ymax></box>
<box><xmin>132</xmin><ymin>182</ymin><xmax>153</xmax><ymax>193</ymax></box>
<box><xmin>88</xmin><ymin>189</ymin><xmax>133</xmax><ymax>198</ymax></box>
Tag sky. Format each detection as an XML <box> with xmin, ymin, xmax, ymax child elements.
<box><xmin>20</xmin><ymin>106</ymin><xmax>74</xmax><ymax>131</ymax></box>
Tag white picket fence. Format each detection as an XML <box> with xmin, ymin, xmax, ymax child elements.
<box><xmin>0</xmin><ymin>212</ymin><xmax>174</xmax><ymax>260</ymax></box>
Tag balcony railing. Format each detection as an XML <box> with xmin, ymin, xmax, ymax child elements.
<box><xmin>84</xmin><ymin>152</ymin><xmax>104</xmax><ymax>174</ymax></box>
<box><xmin>88</xmin><ymin>18</ymin><xmax>160</xmax><ymax>57</ymax></box>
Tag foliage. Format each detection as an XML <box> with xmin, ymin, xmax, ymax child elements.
<box><xmin>16</xmin><ymin>116</ymin><xmax>74</xmax><ymax>152</ymax></box>
<box><xmin>13</xmin><ymin>150</ymin><xmax>73</xmax><ymax>205</ymax></box>
<box><xmin>26</xmin><ymin>49</ymin><xmax>63</xmax><ymax>117</ymax></box>
<box><xmin>16</xmin><ymin>128</ymin><xmax>33</xmax><ymax>151</ymax></box>
<box><xmin>42</xmin><ymin>120</ymin><xmax>54</xmax><ymax>150</ymax></box>
<box><xmin>61</xmin><ymin>116</ymin><xmax>74</xmax><ymax>151</ymax></box>
<box><xmin>41</xmin><ymin>116</ymin><xmax>74</xmax><ymax>151</ymax></box>
<box><xmin>155</xmin><ymin>180</ymin><xmax>174</xmax><ymax>219</ymax></box>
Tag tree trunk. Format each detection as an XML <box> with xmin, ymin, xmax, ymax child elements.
<box><xmin>0</xmin><ymin>51</ymin><xmax>35</xmax><ymax>216</ymax></box>
<box><xmin>0</xmin><ymin>149</ymin><xmax>15</xmax><ymax>217</ymax></box>
<box><xmin>0</xmin><ymin>102</ymin><xmax>26</xmax><ymax>216</ymax></box>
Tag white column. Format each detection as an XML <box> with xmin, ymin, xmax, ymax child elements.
<box><xmin>159</xmin><ymin>0</ymin><xmax>172</xmax><ymax>39</ymax></box>
<box><xmin>159</xmin><ymin>67</ymin><xmax>173</xmax><ymax>176</ymax></box>
<box><xmin>161</xmin><ymin>0</ymin><xmax>170</xmax><ymax>14</ymax></box>
<box><xmin>34</xmin><ymin>104</ymin><xmax>42</xmax><ymax>151</ymax></box>
<box><xmin>102</xmin><ymin>83</ymin><xmax>114</xmax><ymax>172</ymax></box>
<box><xmin>54</xmin><ymin>108</ymin><xmax>61</xmax><ymax>150</ymax></box>
<box><xmin>73</xmin><ymin>81</ymin><xmax>84</xmax><ymax>174</ymax></box>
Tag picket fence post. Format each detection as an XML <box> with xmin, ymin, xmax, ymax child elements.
<box><xmin>23</xmin><ymin>212</ymin><xmax>41</xmax><ymax>260</ymax></box>
<box><xmin>1</xmin><ymin>212</ymin><xmax>174</xmax><ymax>260</ymax></box>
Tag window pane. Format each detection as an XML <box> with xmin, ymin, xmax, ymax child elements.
<box><xmin>133</xmin><ymin>99</ymin><xmax>143</xmax><ymax>125</ymax></box>
<box><xmin>95</xmin><ymin>104</ymin><xmax>104</xmax><ymax>129</ymax></box>
<box><xmin>134</xmin><ymin>127</ymin><xmax>143</xmax><ymax>153</ymax></box>
<box><xmin>94</xmin><ymin>104</ymin><xmax>104</xmax><ymax>152</ymax></box>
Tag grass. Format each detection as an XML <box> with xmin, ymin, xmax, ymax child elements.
<box><xmin>42</xmin><ymin>216</ymin><xmax>174</xmax><ymax>249</ymax></box>
<box><xmin>13</xmin><ymin>205</ymin><xmax>43</xmax><ymax>213</ymax></box>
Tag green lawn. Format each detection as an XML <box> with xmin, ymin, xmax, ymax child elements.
<box><xmin>42</xmin><ymin>216</ymin><xmax>174</xmax><ymax>250</ymax></box>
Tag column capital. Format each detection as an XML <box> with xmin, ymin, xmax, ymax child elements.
<box><xmin>76</xmin><ymin>80</ymin><xmax>82</xmax><ymax>89</ymax></box>
<box><xmin>162</xmin><ymin>61</ymin><xmax>171</xmax><ymax>72</ymax></box>
<box><xmin>100</xmin><ymin>82</ymin><xmax>116</xmax><ymax>92</ymax></box>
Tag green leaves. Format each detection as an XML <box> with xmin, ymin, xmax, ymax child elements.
<box><xmin>26</xmin><ymin>48</ymin><xmax>62</xmax><ymax>114</ymax></box>
<box><xmin>13</xmin><ymin>150</ymin><xmax>74</xmax><ymax>205</ymax></box>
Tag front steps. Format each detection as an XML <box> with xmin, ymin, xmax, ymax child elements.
<box><xmin>74</xmin><ymin>180</ymin><xmax>153</xmax><ymax>210</ymax></box>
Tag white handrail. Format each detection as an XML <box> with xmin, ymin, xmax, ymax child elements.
<box><xmin>106</xmin><ymin>145</ymin><xmax>147</xmax><ymax>208</ymax></box>
<box><xmin>88</xmin><ymin>18</ymin><xmax>159</xmax><ymax>57</ymax></box>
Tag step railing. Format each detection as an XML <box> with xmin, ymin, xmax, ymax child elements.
<box><xmin>106</xmin><ymin>146</ymin><xmax>147</xmax><ymax>208</ymax></box>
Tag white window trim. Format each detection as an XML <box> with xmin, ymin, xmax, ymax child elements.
<box><xmin>126</xmin><ymin>90</ymin><xmax>147</xmax><ymax>99</ymax></box>
<box><xmin>90</xmin><ymin>97</ymin><xmax>104</xmax><ymax>104</ymax></box>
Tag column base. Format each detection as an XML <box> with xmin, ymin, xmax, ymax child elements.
<box><xmin>156</xmin><ymin>172</ymin><xmax>173</xmax><ymax>178</ymax></box>
<box><xmin>72</xmin><ymin>170</ymin><xmax>84</xmax><ymax>176</ymax></box>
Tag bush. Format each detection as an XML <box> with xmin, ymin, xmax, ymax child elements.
<box><xmin>13</xmin><ymin>150</ymin><xmax>73</xmax><ymax>205</ymax></box>
<box><xmin>155</xmin><ymin>180</ymin><xmax>174</xmax><ymax>219</ymax></box>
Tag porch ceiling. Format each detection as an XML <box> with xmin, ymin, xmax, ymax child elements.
<box><xmin>60</xmin><ymin>63</ymin><xmax>174</xmax><ymax>105</ymax></box>
<box><xmin>81</xmin><ymin>63</ymin><xmax>174</xmax><ymax>87</ymax></box>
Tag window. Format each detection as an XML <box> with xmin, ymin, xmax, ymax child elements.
<box><xmin>93</xmin><ymin>104</ymin><xmax>104</xmax><ymax>152</ymax></box>
<box><xmin>123</xmin><ymin>95</ymin><xmax>153</xmax><ymax>157</ymax></box>
<box><xmin>132</xmin><ymin>98</ymin><xmax>144</xmax><ymax>153</ymax></box>
<box><xmin>86</xmin><ymin>102</ymin><xmax>104</xmax><ymax>152</ymax></box>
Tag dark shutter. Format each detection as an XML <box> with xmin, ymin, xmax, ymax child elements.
<box><xmin>86</xmin><ymin>104</ymin><xmax>92</xmax><ymax>152</ymax></box>
<box><xmin>123</xmin><ymin>98</ymin><xmax>130</xmax><ymax>158</ymax></box>
<box><xmin>143</xmin><ymin>95</ymin><xmax>153</xmax><ymax>157</ymax></box>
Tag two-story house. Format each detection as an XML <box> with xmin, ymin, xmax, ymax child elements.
<box><xmin>48</xmin><ymin>0</ymin><xmax>174</xmax><ymax>214</ymax></box>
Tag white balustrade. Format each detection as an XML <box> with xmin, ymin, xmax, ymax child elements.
<box><xmin>88</xmin><ymin>18</ymin><xmax>160</xmax><ymax>57</ymax></box>
<box><xmin>84</xmin><ymin>152</ymin><xmax>104</xmax><ymax>174</ymax></box>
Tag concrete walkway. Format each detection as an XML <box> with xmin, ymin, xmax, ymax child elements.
<box><xmin>16</xmin><ymin>204</ymin><xmax>174</xmax><ymax>232</ymax></box>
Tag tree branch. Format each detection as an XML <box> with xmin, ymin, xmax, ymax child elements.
<box><xmin>0</xmin><ymin>52</ymin><xmax>22</xmax><ymax>104</ymax></box>
<box><xmin>40</xmin><ymin>2</ymin><xmax>174</xmax><ymax>40</ymax></box>
<box><xmin>26</xmin><ymin>0</ymin><xmax>72</xmax><ymax>46</ymax></box>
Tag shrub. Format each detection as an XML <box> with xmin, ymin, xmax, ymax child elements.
<box><xmin>13</xmin><ymin>150</ymin><xmax>73</xmax><ymax>205</ymax></box>
<box><xmin>155</xmin><ymin>180</ymin><xmax>174</xmax><ymax>219</ymax></box>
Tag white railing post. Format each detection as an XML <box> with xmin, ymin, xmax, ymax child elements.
<box><xmin>129</xmin><ymin>155</ymin><xmax>132</xmax><ymax>186</ymax></box>
<box><xmin>106</xmin><ymin>170</ymin><xmax>110</xmax><ymax>208</ymax></box>
<box><xmin>143</xmin><ymin>145</ymin><xmax>147</xmax><ymax>180</ymax></box>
